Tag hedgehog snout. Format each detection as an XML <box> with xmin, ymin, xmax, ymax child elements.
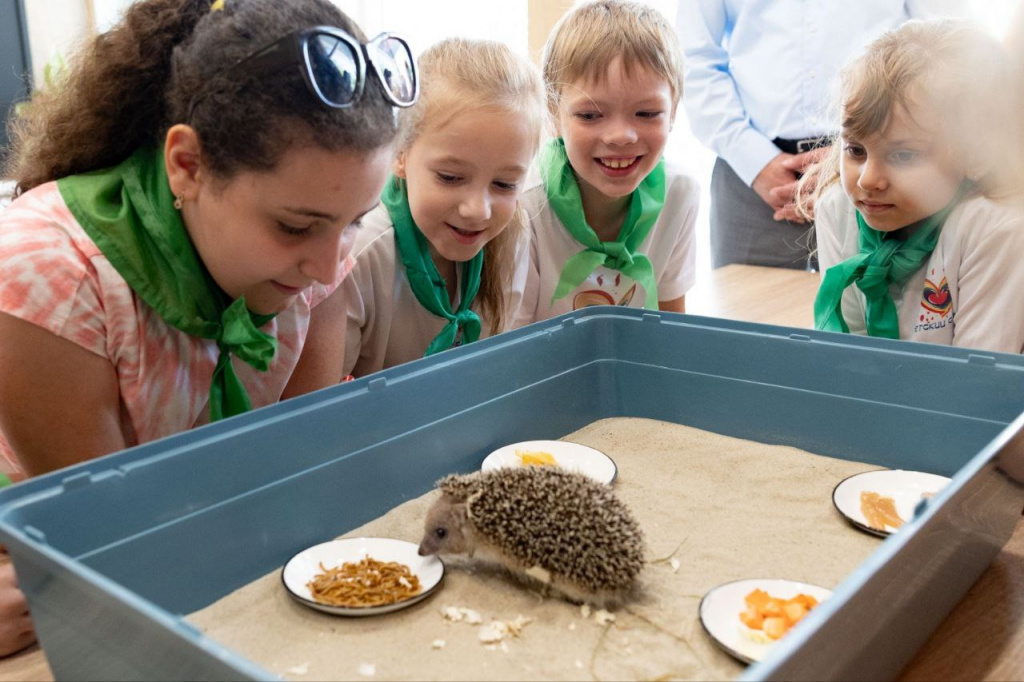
<box><xmin>421</xmin><ymin>496</ymin><xmax>470</xmax><ymax>556</ymax></box>
<box><xmin>419</xmin><ymin>524</ymin><xmax>450</xmax><ymax>556</ymax></box>
<box><xmin>418</xmin><ymin>534</ymin><xmax>437</xmax><ymax>556</ymax></box>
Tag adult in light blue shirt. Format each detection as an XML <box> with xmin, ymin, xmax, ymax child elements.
<box><xmin>677</xmin><ymin>0</ymin><xmax>962</xmax><ymax>270</ymax></box>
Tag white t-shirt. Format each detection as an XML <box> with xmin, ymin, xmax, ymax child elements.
<box><xmin>815</xmin><ymin>184</ymin><xmax>1024</xmax><ymax>354</ymax></box>
<box><xmin>513</xmin><ymin>163</ymin><xmax>699</xmax><ymax>325</ymax></box>
<box><xmin>343</xmin><ymin>205</ymin><xmax>521</xmax><ymax>376</ymax></box>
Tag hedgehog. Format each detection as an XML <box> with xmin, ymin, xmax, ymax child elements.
<box><xmin>417</xmin><ymin>466</ymin><xmax>645</xmax><ymax>606</ymax></box>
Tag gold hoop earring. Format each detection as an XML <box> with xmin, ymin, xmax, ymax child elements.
<box><xmin>174</xmin><ymin>195</ymin><xmax>184</xmax><ymax>210</ymax></box>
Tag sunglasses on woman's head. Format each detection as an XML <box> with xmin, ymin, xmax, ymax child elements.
<box><xmin>188</xmin><ymin>27</ymin><xmax>418</xmax><ymax>120</ymax></box>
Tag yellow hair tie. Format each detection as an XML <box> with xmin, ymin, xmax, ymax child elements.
<box><xmin>211</xmin><ymin>0</ymin><xmax>225</xmax><ymax>11</ymax></box>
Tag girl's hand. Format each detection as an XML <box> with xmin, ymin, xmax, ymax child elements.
<box><xmin>0</xmin><ymin>557</ymin><xmax>36</xmax><ymax>657</ymax></box>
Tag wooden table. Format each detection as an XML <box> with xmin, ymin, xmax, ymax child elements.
<box><xmin>686</xmin><ymin>263</ymin><xmax>819</xmax><ymax>328</ymax></box>
<box><xmin>1</xmin><ymin>264</ymin><xmax>1021</xmax><ymax>681</ymax></box>
<box><xmin>0</xmin><ymin>644</ymin><xmax>44</xmax><ymax>682</ymax></box>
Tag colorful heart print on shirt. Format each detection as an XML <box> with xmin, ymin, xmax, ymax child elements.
<box><xmin>921</xmin><ymin>276</ymin><xmax>952</xmax><ymax>317</ymax></box>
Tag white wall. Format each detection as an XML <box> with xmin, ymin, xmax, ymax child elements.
<box><xmin>23</xmin><ymin>0</ymin><xmax>1022</xmax><ymax>85</ymax></box>
<box><xmin>22</xmin><ymin>0</ymin><xmax>92</xmax><ymax>87</ymax></box>
<box><xmin>27</xmin><ymin>0</ymin><xmax>532</xmax><ymax>65</ymax></box>
<box><xmin>333</xmin><ymin>0</ymin><xmax>529</xmax><ymax>56</ymax></box>
<box><xmin>91</xmin><ymin>0</ymin><xmax>132</xmax><ymax>31</ymax></box>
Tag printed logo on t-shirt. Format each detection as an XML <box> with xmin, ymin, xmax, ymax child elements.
<box><xmin>921</xmin><ymin>276</ymin><xmax>952</xmax><ymax>317</ymax></box>
<box><xmin>915</xmin><ymin>271</ymin><xmax>954</xmax><ymax>333</ymax></box>
<box><xmin>571</xmin><ymin>267</ymin><xmax>639</xmax><ymax>309</ymax></box>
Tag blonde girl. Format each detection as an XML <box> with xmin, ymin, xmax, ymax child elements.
<box><xmin>514</xmin><ymin>0</ymin><xmax>698</xmax><ymax>324</ymax></box>
<box><xmin>804</xmin><ymin>20</ymin><xmax>1024</xmax><ymax>353</ymax></box>
<box><xmin>336</xmin><ymin>38</ymin><xmax>545</xmax><ymax>377</ymax></box>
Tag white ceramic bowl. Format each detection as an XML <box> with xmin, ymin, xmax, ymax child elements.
<box><xmin>832</xmin><ymin>469</ymin><xmax>951</xmax><ymax>537</ymax></box>
<box><xmin>281</xmin><ymin>537</ymin><xmax>444</xmax><ymax>616</ymax></box>
<box><xmin>699</xmin><ymin>578</ymin><xmax>832</xmax><ymax>664</ymax></box>
<box><xmin>481</xmin><ymin>439</ymin><xmax>617</xmax><ymax>484</ymax></box>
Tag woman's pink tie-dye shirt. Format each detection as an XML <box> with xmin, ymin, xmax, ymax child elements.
<box><xmin>0</xmin><ymin>182</ymin><xmax>350</xmax><ymax>480</ymax></box>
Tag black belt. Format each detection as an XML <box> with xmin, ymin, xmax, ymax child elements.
<box><xmin>773</xmin><ymin>136</ymin><xmax>831</xmax><ymax>155</ymax></box>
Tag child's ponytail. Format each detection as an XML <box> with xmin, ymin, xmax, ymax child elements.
<box><xmin>794</xmin><ymin>140</ymin><xmax>840</xmax><ymax>222</ymax></box>
<box><xmin>6</xmin><ymin>0</ymin><xmax>208</xmax><ymax>195</ymax></box>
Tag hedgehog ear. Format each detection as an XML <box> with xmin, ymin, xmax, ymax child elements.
<box><xmin>437</xmin><ymin>474</ymin><xmax>477</xmax><ymax>502</ymax></box>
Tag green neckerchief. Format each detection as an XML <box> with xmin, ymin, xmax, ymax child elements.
<box><xmin>814</xmin><ymin>188</ymin><xmax>966</xmax><ymax>338</ymax></box>
<box><xmin>538</xmin><ymin>137</ymin><xmax>665</xmax><ymax>308</ymax></box>
<box><xmin>57</xmin><ymin>146</ymin><xmax>277</xmax><ymax>422</ymax></box>
<box><xmin>381</xmin><ymin>176</ymin><xmax>483</xmax><ymax>356</ymax></box>
<box><xmin>0</xmin><ymin>473</ymin><xmax>10</xmax><ymax>488</ymax></box>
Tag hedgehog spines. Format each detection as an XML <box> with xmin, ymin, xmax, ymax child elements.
<box><xmin>444</xmin><ymin>467</ymin><xmax>645</xmax><ymax>595</ymax></box>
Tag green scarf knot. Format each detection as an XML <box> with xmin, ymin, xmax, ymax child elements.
<box><xmin>57</xmin><ymin>146</ymin><xmax>278</xmax><ymax>422</ymax></box>
<box><xmin>381</xmin><ymin>176</ymin><xmax>483</xmax><ymax>356</ymax></box>
<box><xmin>220</xmin><ymin>298</ymin><xmax>276</xmax><ymax>369</ymax></box>
<box><xmin>598</xmin><ymin>241</ymin><xmax>636</xmax><ymax>269</ymax></box>
<box><xmin>538</xmin><ymin>138</ymin><xmax>665</xmax><ymax>309</ymax></box>
<box><xmin>814</xmin><ymin>188</ymin><xmax>965</xmax><ymax>338</ymax></box>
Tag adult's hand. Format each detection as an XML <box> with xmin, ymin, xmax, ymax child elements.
<box><xmin>769</xmin><ymin>146</ymin><xmax>832</xmax><ymax>223</ymax></box>
<box><xmin>0</xmin><ymin>559</ymin><xmax>35</xmax><ymax>657</ymax></box>
<box><xmin>752</xmin><ymin>152</ymin><xmax>799</xmax><ymax>213</ymax></box>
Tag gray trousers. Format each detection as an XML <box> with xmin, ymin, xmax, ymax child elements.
<box><xmin>710</xmin><ymin>157</ymin><xmax>817</xmax><ymax>271</ymax></box>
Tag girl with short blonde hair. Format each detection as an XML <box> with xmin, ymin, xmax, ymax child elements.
<box><xmin>806</xmin><ymin>19</ymin><xmax>1024</xmax><ymax>352</ymax></box>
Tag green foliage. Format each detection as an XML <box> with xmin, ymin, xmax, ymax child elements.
<box><xmin>13</xmin><ymin>52</ymin><xmax>66</xmax><ymax>118</ymax></box>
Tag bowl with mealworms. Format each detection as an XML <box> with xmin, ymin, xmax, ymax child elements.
<box><xmin>282</xmin><ymin>537</ymin><xmax>445</xmax><ymax>616</ymax></box>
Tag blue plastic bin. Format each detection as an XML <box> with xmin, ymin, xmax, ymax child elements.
<box><xmin>1</xmin><ymin>308</ymin><xmax>1022</xmax><ymax>681</ymax></box>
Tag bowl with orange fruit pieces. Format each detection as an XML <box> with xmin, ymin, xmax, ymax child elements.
<box><xmin>480</xmin><ymin>439</ymin><xmax>617</xmax><ymax>484</ymax></box>
<box><xmin>739</xmin><ymin>588</ymin><xmax>819</xmax><ymax>642</ymax></box>
<box><xmin>700</xmin><ymin>578</ymin><xmax>832</xmax><ymax>663</ymax></box>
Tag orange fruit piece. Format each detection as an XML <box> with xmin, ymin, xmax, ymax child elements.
<box><xmin>739</xmin><ymin>589</ymin><xmax>822</xmax><ymax>640</ymax></box>
<box><xmin>763</xmin><ymin>617</ymin><xmax>789</xmax><ymax>640</ymax></box>
<box><xmin>516</xmin><ymin>450</ymin><xmax>557</xmax><ymax>467</ymax></box>
<box><xmin>739</xmin><ymin>604</ymin><xmax>764</xmax><ymax>629</ymax></box>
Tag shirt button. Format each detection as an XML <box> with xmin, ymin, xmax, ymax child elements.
<box><xmin>809</xmin><ymin>24</ymin><xmax>818</xmax><ymax>32</ymax></box>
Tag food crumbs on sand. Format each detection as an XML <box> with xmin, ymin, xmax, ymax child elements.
<box><xmin>442</xmin><ymin>606</ymin><xmax>483</xmax><ymax>624</ymax></box>
<box><xmin>478</xmin><ymin>616</ymin><xmax>533</xmax><ymax>644</ymax></box>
